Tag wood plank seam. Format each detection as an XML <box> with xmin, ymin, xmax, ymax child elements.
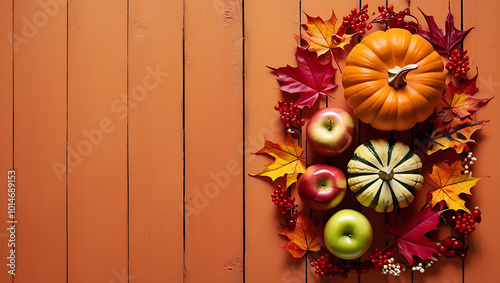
<box><xmin>126</xmin><ymin>1</ymin><xmax>130</xmax><ymax>282</ymax></box>
<box><xmin>242</xmin><ymin>0</ymin><xmax>246</xmax><ymax>282</ymax></box>
<box><xmin>11</xmin><ymin>1</ymin><xmax>15</xmax><ymax>282</ymax></box>
<box><xmin>65</xmin><ymin>1</ymin><xmax>69</xmax><ymax>283</ymax></box>
<box><xmin>183</xmin><ymin>0</ymin><xmax>186</xmax><ymax>280</ymax></box>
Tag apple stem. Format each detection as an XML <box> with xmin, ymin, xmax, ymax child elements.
<box><xmin>387</xmin><ymin>64</ymin><xmax>418</xmax><ymax>89</ymax></box>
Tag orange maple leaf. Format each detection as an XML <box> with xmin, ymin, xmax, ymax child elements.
<box><xmin>300</xmin><ymin>11</ymin><xmax>354</xmax><ymax>57</ymax></box>
<box><xmin>279</xmin><ymin>212</ymin><xmax>324</xmax><ymax>258</ymax></box>
<box><xmin>426</xmin><ymin>117</ymin><xmax>488</xmax><ymax>155</ymax></box>
<box><xmin>426</xmin><ymin>161</ymin><xmax>480</xmax><ymax>213</ymax></box>
<box><xmin>251</xmin><ymin>134</ymin><xmax>306</xmax><ymax>188</ymax></box>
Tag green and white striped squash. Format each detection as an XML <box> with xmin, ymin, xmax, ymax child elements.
<box><xmin>347</xmin><ymin>138</ymin><xmax>423</xmax><ymax>212</ymax></box>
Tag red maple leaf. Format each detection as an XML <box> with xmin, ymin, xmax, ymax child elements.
<box><xmin>386</xmin><ymin>205</ymin><xmax>440</xmax><ymax>265</ymax></box>
<box><xmin>442</xmin><ymin>74</ymin><xmax>493</xmax><ymax>123</ymax></box>
<box><xmin>269</xmin><ymin>46</ymin><xmax>338</xmax><ymax>108</ymax></box>
<box><xmin>417</xmin><ymin>5</ymin><xmax>474</xmax><ymax>54</ymax></box>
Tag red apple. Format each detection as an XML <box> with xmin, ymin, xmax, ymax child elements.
<box><xmin>306</xmin><ymin>107</ymin><xmax>356</xmax><ymax>157</ymax></box>
<box><xmin>297</xmin><ymin>164</ymin><xmax>347</xmax><ymax>210</ymax></box>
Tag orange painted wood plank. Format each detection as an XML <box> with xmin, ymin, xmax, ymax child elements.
<box><xmin>12</xmin><ymin>1</ymin><xmax>67</xmax><ymax>281</ymax></box>
<box><xmin>410</xmin><ymin>1</ymin><xmax>464</xmax><ymax>283</ymax></box>
<box><xmin>244</xmin><ymin>0</ymin><xmax>302</xmax><ymax>282</ymax></box>
<box><xmin>463</xmin><ymin>0</ymin><xmax>500</xmax><ymax>282</ymax></box>
<box><xmin>298</xmin><ymin>8</ymin><xmax>328</xmax><ymax>277</ymax></box>
<box><xmin>298</xmin><ymin>2</ymin><xmax>328</xmax><ymax>168</ymax></box>
<box><xmin>375</xmin><ymin>2</ymin><xmax>415</xmax><ymax>282</ymax></box>
<box><xmin>318</xmin><ymin>6</ymin><xmax>395</xmax><ymax>283</ymax></box>
<box><xmin>128</xmin><ymin>0</ymin><xmax>184</xmax><ymax>281</ymax></box>
<box><xmin>356</xmin><ymin>1</ymin><xmax>398</xmax><ymax>281</ymax></box>
<box><xmin>299</xmin><ymin>2</ymin><xmax>364</xmax><ymax>283</ymax></box>
<box><xmin>354</xmin><ymin>2</ymin><xmax>399</xmax><ymax>282</ymax></box>
<box><xmin>67</xmin><ymin>1</ymin><xmax>128</xmax><ymax>282</ymax></box>
<box><xmin>0</xmin><ymin>1</ymin><xmax>13</xmax><ymax>282</ymax></box>
<box><xmin>297</xmin><ymin>3</ymin><xmax>330</xmax><ymax>283</ymax></box>
<box><xmin>409</xmin><ymin>1</ymin><xmax>463</xmax><ymax>283</ymax></box>
<box><xmin>184</xmin><ymin>0</ymin><xmax>244</xmax><ymax>282</ymax></box>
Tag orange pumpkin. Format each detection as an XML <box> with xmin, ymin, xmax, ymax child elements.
<box><xmin>342</xmin><ymin>28</ymin><xmax>446</xmax><ymax>131</ymax></box>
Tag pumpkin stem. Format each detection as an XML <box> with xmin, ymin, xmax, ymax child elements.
<box><xmin>387</xmin><ymin>64</ymin><xmax>419</xmax><ymax>89</ymax></box>
<box><xmin>378</xmin><ymin>167</ymin><xmax>395</xmax><ymax>181</ymax></box>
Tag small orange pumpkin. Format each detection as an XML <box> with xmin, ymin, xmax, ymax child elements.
<box><xmin>342</xmin><ymin>28</ymin><xmax>446</xmax><ymax>131</ymax></box>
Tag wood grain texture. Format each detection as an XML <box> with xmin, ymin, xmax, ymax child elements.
<box><xmin>354</xmin><ymin>2</ymin><xmax>401</xmax><ymax>283</ymax></box>
<box><xmin>463</xmin><ymin>0</ymin><xmax>500</xmax><ymax>282</ymax></box>
<box><xmin>409</xmin><ymin>1</ymin><xmax>464</xmax><ymax>283</ymax></box>
<box><xmin>244</xmin><ymin>1</ymin><xmax>302</xmax><ymax>282</ymax></box>
<box><xmin>1</xmin><ymin>0</ymin><xmax>499</xmax><ymax>282</ymax></box>
<box><xmin>299</xmin><ymin>2</ymin><xmax>364</xmax><ymax>282</ymax></box>
<box><xmin>297</xmin><ymin>2</ymin><xmax>329</xmax><ymax>282</ymax></box>
<box><xmin>128</xmin><ymin>0</ymin><xmax>184</xmax><ymax>282</ymax></box>
<box><xmin>13</xmin><ymin>0</ymin><xmax>67</xmax><ymax>281</ymax></box>
<box><xmin>0</xmin><ymin>1</ymin><xmax>13</xmax><ymax>282</ymax></box>
<box><xmin>67</xmin><ymin>1</ymin><xmax>128</xmax><ymax>282</ymax></box>
<box><xmin>382</xmin><ymin>2</ymin><xmax>417</xmax><ymax>282</ymax></box>
<box><xmin>184</xmin><ymin>0</ymin><xmax>244</xmax><ymax>282</ymax></box>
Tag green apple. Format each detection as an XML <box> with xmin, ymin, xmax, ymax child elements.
<box><xmin>324</xmin><ymin>209</ymin><xmax>373</xmax><ymax>260</ymax></box>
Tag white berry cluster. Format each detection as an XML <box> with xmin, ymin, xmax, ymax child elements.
<box><xmin>462</xmin><ymin>152</ymin><xmax>476</xmax><ymax>175</ymax></box>
<box><xmin>381</xmin><ymin>258</ymin><xmax>403</xmax><ymax>276</ymax></box>
<box><xmin>411</xmin><ymin>260</ymin><xmax>434</xmax><ymax>273</ymax></box>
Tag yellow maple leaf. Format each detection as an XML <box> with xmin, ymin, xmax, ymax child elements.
<box><xmin>427</xmin><ymin>161</ymin><xmax>481</xmax><ymax>213</ymax></box>
<box><xmin>301</xmin><ymin>11</ymin><xmax>354</xmax><ymax>57</ymax></box>
<box><xmin>279</xmin><ymin>212</ymin><xmax>324</xmax><ymax>258</ymax></box>
<box><xmin>448</xmin><ymin>92</ymin><xmax>469</xmax><ymax>109</ymax></box>
<box><xmin>251</xmin><ymin>134</ymin><xmax>306</xmax><ymax>188</ymax></box>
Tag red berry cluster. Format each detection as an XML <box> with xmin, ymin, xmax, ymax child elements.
<box><xmin>446</xmin><ymin>49</ymin><xmax>470</xmax><ymax>78</ymax></box>
<box><xmin>311</xmin><ymin>255</ymin><xmax>351</xmax><ymax>279</ymax></box>
<box><xmin>437</xmin><ymin>236</ymin><xmax>468</xmax><ymax>260</ymax></box>
<box><xmin>368</xmin><ymin>249</ymin><xmax>403</xmax><ymax>276</ymax></box>
<box><xmin>452</xmin><ymin>208</ymin><xmax>481</xmax><ymax>234</ymax></box>
<box><xmin>368</xmin><ymin>248</ymin><xmax>392</xmax><ymax>271</ymax></box>
<box><xmin>274</xmin><ymin>101</ymin><xmax>305</xmax><ymax>139</ymax></box>
<box><xmin>342</xmin><ymin>4</ymin><xmax>372</xmax><ymax>36</ymax></box>
<box><xmin>373</xmin><ymin>5</ymin><xmax>419</xmax><ymax>33</ymax></box>
<box><xmin>271</xmin><ymin>185</ymin><xmax>298</xmax><ymax>229</ymax></box>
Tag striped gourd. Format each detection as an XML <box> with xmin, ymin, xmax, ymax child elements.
<box><xmin>347</xmin><ymin>138</ymin><xmax>423</xmax><ymax>212</ymax></box>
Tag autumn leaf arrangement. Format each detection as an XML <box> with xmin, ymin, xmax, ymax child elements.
<box><xmin>251</xmin><ymin>3</ymin><xmax>492</xmax><ymax>280</ymax></box>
